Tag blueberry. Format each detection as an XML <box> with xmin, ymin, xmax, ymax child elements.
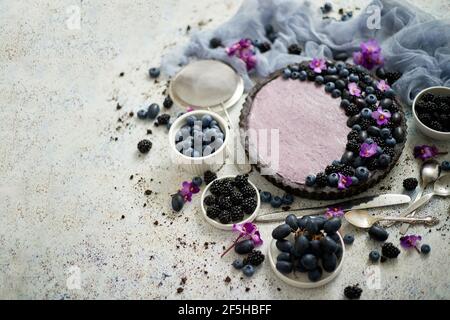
<box><xmin>270</xmin><ymin>196</ymin><xmax>282</xmax><ymax>208</ymax></box>
<box><xmin>349</xmin><ymin>74</ymin><xmax>359</xmax><ymax>82</ymax></box>
<box><xmin>332</xmin><ymin>160</ymin><xmax>342</xmax><ymax>166</ymax></box>
<box><xmin>421</xmin><ymin>244</ymin><xmax>431</xmax><ymax>254</ymax></box>
<box><xmin>385</xmin><ymin>88</ymin><xmax>395</xmax><ymax>98</ymax></box>
<box><xmin>380</xmin><ymin>98</ymin><xmax>393</xmax><ymax>108</ymax></box>
<box><xmin>339</xmin><ymin>68</ymin><xmax>349</xmax><ymax>78</ymax></box>
<box><xmin>323</xmin><ymin>2</ymin><xmax>332</xmax><ymax>12</ymax></box>
<box><xmin>356</xmin><ymin>167</ymin><xmax>369</xmax><ymax>181</ymax></box>
<box><xmin>282</xmin><ymin>68</ymin><xmax>292</xmax><ymax>79</ymax></box>
<box><xmin>291</xmin><ymin>71</ymin><xmax>299</xmax><ymax>80</ymax></box>
<box><xmin>352</xmin><ymin>156</ymin><xmax>364</xmax><ymax>168</ymax></box>
<box><xmin>166</xmin><ymin>120</ymin><xmax>173</xmax><ymax>130</ymax></box>
<box><xmin>369</xmin><ymin>250</ymin><xmax>380</xmax><ymax>262</ymax></box>
<box><xmin>331</xmin><ymin>89</ymin><xmax>342</xmax><ymax>98</ymax></box>
<box><xmin>201</xmin><ymin>114</ymin><xmax>213</xmax><ymax>127</ymax></box>
<box><xmin>365</xmin><ymin>86</ymin><xmax>375</xmax><ymax>94</ymax></box>
<box><xmin>192</xmin><ymin>176</ymin><xmax>203</xmax><ymax>187</ymax></box>
<box><xmin>260</xmin><ymin>191</ymin><xmax>272</xmax><ymax>203</ymax></box>
<box><xmin>340</xmin><ymin>99</ymin><xmax>350</xmax><ymax>108</ymax></box>
<box><xmin>380</xmin><ymin>128</ymin><xmax>392</xmax><ymax>139</ymax></box>
<box><xmin>441</xmin><ymin>160</ymin><xmax>450</xmax><ymax>171</ymax></box>
<box><xmin>335</xmin><ymin>79</ymin><xmax>346</xmax><ymax>89</ymax></box>
<box><xmin>242</xmin><ymin>265</ymin><xmax>255</xmax><ymax>277</ymax></box>
<box><xmin>281</xmin><ymin>193</ymin><xmax>294</xmax><ymax>205</ymax></box>
<box><xmin>363</xmin><ymin>74</ymin><xmax>372</xmax><ymax>84</ymax></box>
<box><xmin>351</xmin><ymin>176</ymin><xmax>359</xmax><ymax>185</ymax></box>
<box><xmin>299</xmin><ymin>70</ymin><xmax>307</xmax><ymax>81</ymax></box>
<box><xmin>361</xmin><ymin>108</ymin><xmax>372</xmax><ymax>119</ymax></box>
<box><xmin>341</xmin><ymin>14</ymin><xmax>349</xmax><ymax>21</ymax></box>
<box><xmin>327</xmin><ymin>173</ymin><xmax>339</xmax><ymax>187</ymax></box>
<box><xmin>137</xmin><ymin>109</ymin><xmax>148</xmax><ymax>119</ymax></box>
<box><xmin>186</xmin><ymin>115</ymin><xmax>197</xmax><ymax>126</ymax></box>
<box><xmin>327</xmin><ymin>66</ymin><xmax>337</xmax><ymax>75</ymax></box>
<box><xmin>385</xmin><ymin>137</ymin><xmax>397</xmax><ymax>147</ymax></box>
<box><xmin>352</xmin><ymin>124</ymin><xmax>362</xmax><ymax>132</ymax></box>
<box><xmin>305</xmin><ymin>175</ymin><xmax>316</xmax><ymax>186</ymax></box>
<box><xmin>365</xmin><ymin>94</ymin><xmax>378</xmax><ymax>105</ymax></box>
<box><xmin>335</xmin><ymin>61</ymin><xmax>346</xmax><ymax>70</ymax></box>
<box><xmin>147</xmin><ymin>103</ymin><xmax>160</xmax><ymax>119</ymax></box>
<box><xmin>364</xmin><ymin>138</ymin><xmax>374</xmax><ymax>145</ymax></box>
<box><xmin>232</xmin><ymin>259</ymin><xmax>244</xmax><ymax>270</ymax></box>
<box><xmin>343</xmin><ymin>234</ymin><xmax>355</xmax><ymax>245</ymax></box>
<box><xmin>378</xmin><ymin>154</ymin><xmax>391</xmax><ymax>168</ymax></box>
<box><xmin>148</xmin><ymin>67</ymin><xmax>160</xmax><ymax>78</ymax></box>
<box><xmin>315</xmin><ymin>75</ymin><xmax>324</xmax><ymax>85</ymax></box>
<box><xmin>325</xmin><ymin>82</ymin><xmax>335</xmax><ymax>92</ymax></box>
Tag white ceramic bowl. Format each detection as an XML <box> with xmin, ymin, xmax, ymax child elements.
<box><xmin>200</xmin><ymin>175</ymin><xmax>261</xmax><ymax>231</ymax></box>
<box><xmin>268</xmin><ymin>231</ymin><xmax>345</xmax><ymax>288</ymax></box>
<box><xmin>168</xmin><ymin>110</ymin><xmax>231</xmax><ymax>175</ymax></box>
<box><xmin>412</xmin><ymin>86</ymin><xmax>450</xmax><ymax>141</ymax></box>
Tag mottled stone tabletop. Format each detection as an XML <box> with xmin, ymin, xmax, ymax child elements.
<box><xmin>0</xmin><ymin>0</ymin><xmax>449</xmax><ymax>300</ymax></box>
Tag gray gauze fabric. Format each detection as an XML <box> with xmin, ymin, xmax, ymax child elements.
<box><xmin>161</xmin><ymin>0</ymin><xmax>450</xmax><ymax>105</ymax></box>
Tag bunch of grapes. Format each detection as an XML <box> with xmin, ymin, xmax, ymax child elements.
<box><xmin>272</xmin><ymin>214</ymin><xmax>343</xmax><ymax>282</ymax></box>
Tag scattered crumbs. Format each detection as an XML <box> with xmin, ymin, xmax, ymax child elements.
<box><xmin>121</xmin><ymin>215</ymin><xmax>125</xmax><ymax>220</ymax></box>
<box><xmin>147</xmin><ymin>129</ymin><xmax>153</xmax><ymax>135</ymax></box>
<box><xmin>145</xmin><ymin>189</ymin><xmax>153</xmax><ymax>196</ymax></box>
<box><xmin>186</xmin><ymin>25</ymin><xmax>191</xmax><ymax>33</ymax></box>
<box><xmin>245</xmin><ymin>287</ymin><xmax>250</xmax><ymax>292</ymax></box>
<box><xmin>129</xmin><ymin>111</ymin><xmax>134</xmax><ymax>117</ymax></box>
<box><xmin>277</xmin><ymin>288</ymin><xmax>281</xmax><ymax>291</ymax></box>
<box><xmin>154</xmin><ymin>221</ymin><xmax>159</xmax><ymax>226</ymax></box>
<box><xmin>338</xmin><ymin>8</ymin><xmax>344</xmax><ymax>14</ymax></box>
<box><xmin>282</xmin><ymin>206</ymin><xmax>291</xmax><ymax>211</ymax></box>
<box><xmin>119</xmin><ymin>72</ymin><xmax>124</xmax><ymax>77</ymax></box>
<box><xmin>176</xmin><ymin>287</ymin><xmax>184</xmax><ymax>294</ymax></box>
<box><xmin>204</xmin><ymin>270</ymin><xmax>208</xmax><ymax>275</ymax></box>
<box><xmin>180</xmin><ymin>277</ymin><xmax>187</xmax><ymax>285</ymax></box>
<box><xmin>224</xmin><ymin>276</ymin><xmax>231</xmax><ymax>284</ymax></box>
<box><xmin>129</xmin><ymin>175</ymin><xmax>134</xmax><ymax>180</ymax></box>
<box><xmin>204</xmin><ymin>242</ymin><xmax>209</xmax><ymax>249</ymax></box>
<box><xmin>116</xmin><ymin>103</ymin><xmax>122</xmax><ymax>110</ymax></box>
<box><xmin>143</xmin><ymin>203</ymin><xmax>147</xmax><ymax>207</ymax></box>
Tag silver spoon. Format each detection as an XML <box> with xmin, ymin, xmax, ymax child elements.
<box><xmin>398</xmin><ymin>159</ymin><xmax>441</xmax><ymax>234</ymax></box>
<box><xmin>345</xmin><ymin>210</ymin><xmax>439</xmax><ymax>229</ymax></box>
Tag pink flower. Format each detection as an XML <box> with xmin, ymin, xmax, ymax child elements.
<box><xmin>413</xmin><ymin>145</ymin><xmax>446</xmax><ymax>161</ymax></box>
<box><xmin>376</xmin><ymin>80</ymin><xmax>390</xmax><ymax>92</ymax></box>
<box><xmin>179</xmin><ymin>181</ymin><xmax>200</xmax><ymax>202</ymax></box>
<box><xmin>371</xmin><ymin>106</ymin><xmax>391</xmax><ymax>126</ymax></box>
<box><xmin>337</xmin><ymin>174</ymin><xmax>353</xmax><ymax>190</ymax></box>
<box><xmin>309</xmin><ymin>58</ymin><xmax>327</xmax><ymax>73</ymax></box>
<box><xmin>359</xmin><ymin>142</ymin><xmax>378</xmax><ymax>158</ymax></box>
<box><xmin>232</xmin><ymin>222</ymin><xmax>263</xmax><ymax>246</ymax></box>
<box><xmin>400</xmin><ymin>235</ymin><xmax>422</xmax><ymax>249</ymax></box>
<box><xmin>325</xmin><ymin>207</ymin><xmax>345</xmax><ymax>219</ymax></box>
<box><xmin>226</xmin><ymin>39</ymin><xmax>257</xmax><ymax>71</ymax></box>
<box><xmin>348</xmin><ymin>82</ymin><xmax>362</xmax><ymax>97</ymax></box>
<box><xmin>353</xmin><ymin>39</ymin><xmax>384</xmax><ymax>70</ymax></box>
<box><xmin>186</xmin><ymin>106</ymin><xmax>194</xmax><ymax>112</ymax></box>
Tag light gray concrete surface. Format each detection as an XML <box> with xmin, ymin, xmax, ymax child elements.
<box><xmin>0</xmin><ymin>0</ymin><xmax>449</xmax><ymax>300</ymax></box>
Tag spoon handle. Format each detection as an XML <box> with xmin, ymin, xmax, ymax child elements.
<box><xmin>380</xmin><ymin>215</ymin><xmax>439</xmax><ymax>226</ymax></box>
<box><xmin>384</xmin><ymin>187</ymin><xmax>424</xmax><ymax>228</ymax></box>
<box><xmin>399</xmin><ymin>193</ymin><xmax>434</xmax><ymax>234</ymax></box>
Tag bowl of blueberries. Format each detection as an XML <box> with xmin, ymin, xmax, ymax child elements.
<box><xmin>169</xmin><ymin>110</ymin><xmax>230</xmax><ymax>174</ymax></box>
<box><xmin>268</xmin><ymin>215</ymin><xmax>345</xmax><ymax>288</ymax></box>
<box><xmin>412</xmin><ymin>86</ymin><xmax>450</xmax><ymax>141</ymax></box>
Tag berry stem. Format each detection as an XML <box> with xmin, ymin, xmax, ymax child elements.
<box><xmin>221</xmin><ymin>234</ymin><xmax>244</xmax><ymax>258</ymax></box>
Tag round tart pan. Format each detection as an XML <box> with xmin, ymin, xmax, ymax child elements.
<box><xmin>239</xmin><ymin>62</ymin><xmax>407</xmax><ymax>200</ymax></box>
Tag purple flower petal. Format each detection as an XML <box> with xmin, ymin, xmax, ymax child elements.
<box><xmin>348</xmin><ymin>82</ymin><xmax>361</xmax><ymax>96</ymax></box>
<box><xmin>360</xmin><ymin>142</ymin><xmax>378</xmax><ymax>158</ymax></box>
<box><xmin>371</xmin><ymin>106</ymin><xmax>391</xmax><ymax>126</ymax></box>
<box><xmin>325</xmin><ymin>207</ymin><xmax>345</xmax><ymax>218</ymax></box>
<box><xmin>337</xmin><ymin>174</ymin><xmax>353</xmax><ymax>190</ymax></box>
<box><xmin>400</xmin><ymin>235</ymin><xmax>422</xmax><ymax>249</ymax></box>
<box><xmin>309</xmin><ymin>58</ymin><xmax>327</xmax><ymax>73</ymax></box>
<box><xmin>413</xmin><ymin>145</ymin><xmax>440</xmax><ymax>161</ymax></box>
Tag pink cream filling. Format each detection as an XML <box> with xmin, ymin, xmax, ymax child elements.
<box><xmin>247</xmin><ymin>77</ymin><xmax>350</xmax><ymax>185</ymax></box>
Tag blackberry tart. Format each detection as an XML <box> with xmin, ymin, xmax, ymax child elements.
<box><xmin>239</xmin><ymin>60</ymin><xmax>407</xmax><ymax>200</ymax></box>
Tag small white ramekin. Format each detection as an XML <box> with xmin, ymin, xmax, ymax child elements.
<box><xmin>200</xmin><ymin>175</ymin><xmax>261</xmax><ymax>231</ymax></box>
<box><xmin>168</xmin><ymin>110</ymin><xmax>231</xmax><ymax>175</ymax></box>
<box><xmin>412</xmin><ymin>86</ymin><xmax>450</xmax><ymax>141</ymax></box>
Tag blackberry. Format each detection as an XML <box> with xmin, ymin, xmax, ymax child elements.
<box><xmin>306</xmin><ymin>69</ymin><xmax>315</xmax><ymax>81</ymax></box>
<box><xmin>382</xmin><ymin>242</ymin><xmax>400</xmax><ymax>259</ymax></box>
<box><xmin>288</xmin><ymin>43</ymin><xmax>302</xmax><ymax>55</ymax></box>
<box><xmin>385</xmin><ymin>71</ymin><xmax>402</xmax><ymax>85</ymax></box>
<box><xmin>359</xmin><ymin>118</ymin><xmax>372</xmax><ymax>130</ymax></box>
<box><xmin>218</xmin><ymin>210</ymin><xmax>232</xmax><ymax>224</ymax></box>
<box><xmin>218</xmin><ymin>196</ymin><xmax>233</xmax><ymax>209</ymax></box>
<box><xmin>230</xmin><ymin>206</ymin><xmax>244</xmax><ymax>222</ymax></box>
<box><xmin>209</xmin><ymin>180</ymin><xmax>223</xmax><ymax>195</ymax></box>
<box><xmin>234</xmin><ymin>174</ymin><xmax>249</xmax><ymax>189</ymax></box>
<box><xmin>430</xmin><ymin>120</ymin><xmax>443</xmax><ymax>132</ymax></box>
<box><xmin>383</xmin><ymin>147</ymin><xmax>396</xmax><ymax>158</ymax></box>
<box><xmin>220</xmin><ymin>179</ymin><xmax>234</xmax><ymax>196</ymax></box>
<box><xmin>315</xmin><ymin>172</ymin><xmax>328</xmax><ymax>187</ymax></box>
<box><xmin>230</xmin><ymin>191</ymin><xmax>244</xmax><ymax>205</ymax></box>
<box><xmin>346</xmin><ymin>140</ymin><xmax>360</xmax><ymax>153</ymax></box>
<box><xmin>156</xmin><ymin>113</ymin><xmax>170</xmax><ymax>125</ymax></box>
<box><xmin>137</xmin><ymin>139</ymin><xmax>152</xmax><ymax>153</ymax></box>
<box><xmin>206</xmin><ymin>205</ymin><xmax>220</xmax><ymax>219</ymax></box>
<box><xmin>242</xmin><ymin>198</ymin><xmax>257</xmax><ymax>214</ymax></box>
<box><xmin>387</xmin><ymin>102</ymin><xmax>399</xmax><ymax>113</ymax></box>
<box><xmin>403</xmin><ymin>177</ymin><xmax>418</xmax><ymax>191</ymax></box>
<box><xmin>374</xmin><ymin>89</ymin><xmax>384</xmax><ymax>100</ymax></box>
<box><xmin>366</xmin><ymin>158</ymin><xmax>378</xmax><ymax>170</ymax></box>
<box><xmin>325</xmin><ymin>164</ymin><xmax>342</xmax><ymax>175</ymax></box>
<box><xmin>345</xmin><ymin>104</ymin><xmax>360</xmax><ymax>116</ymax></box>
<box><xmin>422</xmin><ymin>92</ymin><xmax>435</xmax><ymax>102</ymax></box>
<box><xmin>203</xmin><ymin>195</ymin><xmax>216</xmax><ymax>206</ymax></box>
<box><xmin>418</xmin><ymin>112</ymin><xmax>432</xmax><ymax>124</ymax></box>
<box><xmin>344</xmin><ymin>284</ymin><xmax>362</xmax><ymax>300</ymax></box>
<box><xmin>347</xmin><ymin>130</ymin><xmax>360</xmax><ymax>141</ymax></box>
<box><xmin>204</xmin><ymin>171</ymin><xmax>217</xmax><ymax>185</ymax></box>
<box><xmin>243</xmin><ymin>250</ymin><xmax>265</xmax><ymax>266</ymax></box>
<box><xmin>367</xmin><ymin>103</ymin><xmax>379</xmax><ymax>112</ymax></box>
<box><xmin>240</xmin><ymin>184</ymin><xmax>257</xmax><ymax>198</ymax></box>
<box><xmin>438</xmin><ymin>102</ymin><xmax>450</xmax><ymax>113</ymax></box>
<box><xmin>371</xmin><ymin>136</ymin><xmax>385</xmax><ymax>148</ymax></box>
<box><xmin>340</xmin><ymin>165</ymin><xmax>355</xmax><ymax>177</ymax></box>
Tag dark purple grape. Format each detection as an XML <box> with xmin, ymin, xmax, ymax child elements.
<box><xmin>234</xmin><ymin>239</ymin><xmax>254</xmax><ymax>254</ymax></box>
<box><xmin>277</xmin><ymin>252</ymin><xmax>291</xmax><ymax>262</ymax></box>
<box><xmin>276</xmin><ymin>239</ymin><xmax>293</xmax><ymax>253</ymax></box>
<box><xmin>324</xmin><ymin>217</ymin><xmax>342</xmax><ymax>234</ymax></box>
<box><xmin>320</xmin><ymin>236</ymin><xmax>338</xmax><ymax>254</ymax></box>
<box><xmin>293</xmin><ymin>235</ymin><xmax>310</xmax><ymax>257</ymax></box>
<box><xmin>272</xmin><ymin>224</ymin><xmax>292</xmax><ymax>240</ymax></box>
<box><xmin>308</xmin><ymin>267</ymin><xmax>323</xmax><ymax>282</ymax></box>
<box><xmin>285</xmin><ymin>214</ymin><xmax>298</xmax><ymax>230</ymax></box>
<box><xmin>368</xmin><ymin>225</ymin><xmax>389</xmax><ymax>241</ymax></box>
<box><xmin>301</xmin><ymin>254</ymin><xmax>318</xmax><ymax>271</ymax></box>
<box><xmin>171</xmin><ymin>193</ymin><xmax>184</xmax><ymax>212</ymax></box>
<box><xmin>322</xmin><ymin>253</ymin><xmax>337</xmax><ymax>272</ymax></box>
<box><xmin>276</xmin><ymin>261</ymin><xmax>293</xmax><ymax>274</ymax></box>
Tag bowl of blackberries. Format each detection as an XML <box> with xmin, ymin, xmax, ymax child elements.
<box><xmin>201</xmin><ymin>174</ymin><xmax>260</xmax><ymax>230</ymax></box>
<box><xmin>413</xmin><ymin>86</ymin><xmax>450</xmax><ymax>141</ymax></box>
<box><xmin>169</xmin><ymin>110</ymin><xmax>230</xmax><ymax>174</ymax></box>
<box><xmin>268</xmin><ymin>215</ymin><xmax>345</xmax><ymax>288</ymax></box>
